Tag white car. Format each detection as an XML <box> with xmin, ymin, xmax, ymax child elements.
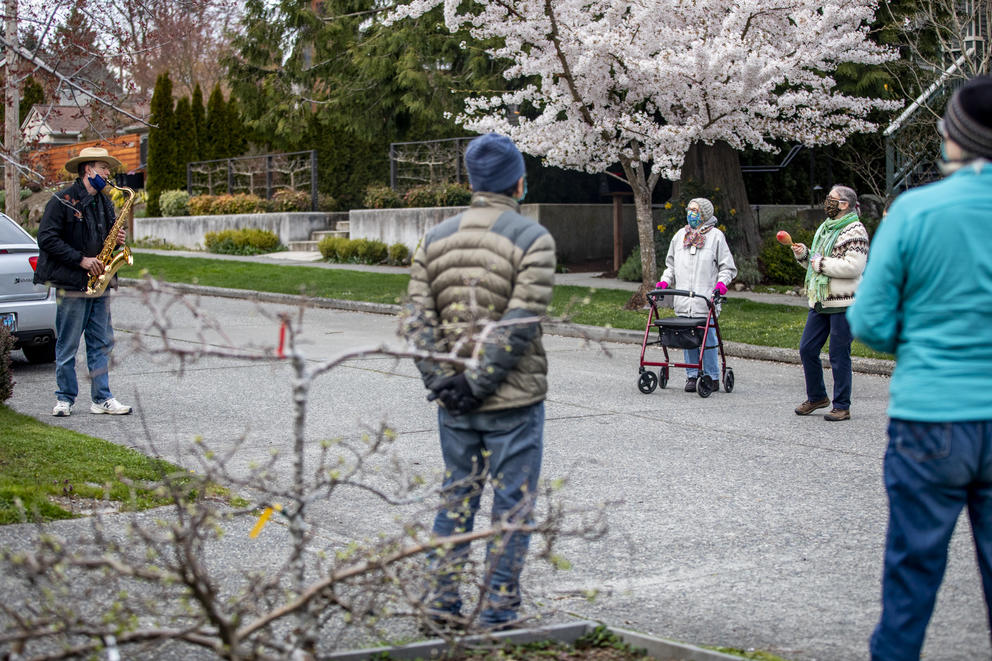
<box><xmin>0</xmin><ymin>212</ymin><xmax>56</xmax><ymax>363</ymax></box>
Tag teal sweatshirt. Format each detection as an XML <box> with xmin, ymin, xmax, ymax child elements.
<box><xmin>847</xmin><ymin>162</ymin><xmax>992</xmax><ymax>421</ymax></box>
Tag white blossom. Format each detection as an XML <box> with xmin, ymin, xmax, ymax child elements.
<box><xmin>384</xmin><ymin>0</ymin><xmax>899</xmax><ymax>179</ymax></box>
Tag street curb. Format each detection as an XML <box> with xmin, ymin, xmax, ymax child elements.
<box><xmin>119</xmin><ymin>278</ymin><xmax>894</xmax><ymax>377</ymax></box>
<box><xmin>327</xmin><ymin>621</ymin><xmax>743</xmax><ymax>661</ymax></box>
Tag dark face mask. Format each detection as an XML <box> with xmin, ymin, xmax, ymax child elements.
<box><xmin>823</xmin><ymin>198</ymin><xmax>841</xmax><ymax>218</ymax></box>
<box><xmin>88</xmin><ymin>173</ymin><xmax>108</xmax><ymax>191</ymax></box>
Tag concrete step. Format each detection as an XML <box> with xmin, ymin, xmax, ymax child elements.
<box><xmin>333</xmin><ymin>220</ymin><xmax>350</xmax><ymax>232</ymax></box>
<box><xmin>287</xmin><ymin>240</ymin><xmax>320</xmax><ymax>252</ymax></box>
<box><xmin>311</xmin><ymin>230</ymin><xmax>349</xmax><ymax>241</ymax></box>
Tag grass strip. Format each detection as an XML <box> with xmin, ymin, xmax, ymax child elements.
<box><xmin>123</xmin><ymin>254</ymin><xmax>889</xmax><ymax>360</ymax></box>
<box><xmin>0</xmin><ymin>405</ymin><xmax>229</xmax><ymax>524</ymax></box>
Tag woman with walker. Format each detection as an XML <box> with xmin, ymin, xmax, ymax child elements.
<box><xmin>656</xmin><ymin>198</ymin><xmax>737</xmax><ymax>393</ymax></box>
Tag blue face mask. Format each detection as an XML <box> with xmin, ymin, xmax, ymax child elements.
<box><xmin>518</xmin><ymin>179</ymin><xmax>528</xmax><ymax>202</ymax></box>
<box><xmin>88</xmin><ymin>173</ymin><xmax>107</xmax><ymax>191</ymax></box>
<box><xmin>687</xmin><ymin>209</ymin><xmax>702</xmax><ymax>228</ymax></box>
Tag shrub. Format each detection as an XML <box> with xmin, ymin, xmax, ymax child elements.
<box><xmin>363</xmin><ymin>184</ymin><xmax>402</xmax><ymax>209</ymax></box>
<box><xmin>402</xmin><ymin>185</ymin><xmax>438</xmax><ymax>208</ymax></box>
<box><xmin>733</xmin><ymin>257</ymin><xmax>762</xmax><ymax>288</ymax></box>
<box><xmin>318</xmin><ymin>236</ymin><xmax>348</xmax><ymax>260</ymax></box>
<box><xmin>317</xmin><ymin>193</ymin><xmax>337</xmax><ymax>212</ymax></box>
<box><xmin>268</xmin><ymin>189</ymin><xmax>311</xmax><ymax>212</ymax></box>
<box><xmin>618</xmin><ymin>246</ymin><xmax>647</xmax><ymax>282</ymax></box>
<box><xmin>355</xmin><ymin>238</ymin><xmax>388</xmax><ymax>264</ymax></box>
<box><xmin>335</xmin><ymin>238</ymin><xmax>361</xmax><ymax>262</ymax></box>
<box><xmin>0</xmin><ymin>325</ymin><xmax>13</xmax><ymax>403</ymax></box>
<box><xmin>757</xmin><ymin>223</ymin><xmax>814</xmax><ymax>285</ymax></box>
<box><xmin>211</xmin><ymin>193</ymin><xmax>266</xmax><ymax>215</ymax></box>
<box><xmin>435</xmin><ymin>182</ymin><xmax>473</xmax><ymax>206</ymax></box>
<box><xmin>387</xmin><ymin>242</ymin><xmax>410</xmax><ymax>266</ymax></box>
<box><xmin>159</xmin><ymin>189</ymin><xmax>190</xmax><ymax>216</ymax></box>
<box><xmin>189</xmin><ymin>195</ymin><xmax>215</xmax><ymax>215</ymax></box>
<box><xmin>204</xmin><ymin>228</ymin><xmax>281</xmax><ymax>255</ymax></box>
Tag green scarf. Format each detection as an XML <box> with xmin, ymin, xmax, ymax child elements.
<box><xmin>805</xmin><ymin>211</ymin><xmax>859</xmax><ymax>305</ymax></box>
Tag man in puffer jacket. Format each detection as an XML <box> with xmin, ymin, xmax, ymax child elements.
<box><xmin>401</xmin><ymin>133</ymin><xmax>555</xmax><ymax>631</ymax></box>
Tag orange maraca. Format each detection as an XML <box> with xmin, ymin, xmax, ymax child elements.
<box><xmin>776</xmin><ymin>230</ymin><xmax>793</xmax><ymax>246</ymax></box>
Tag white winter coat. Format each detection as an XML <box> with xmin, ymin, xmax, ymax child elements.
<box><xmin>659</xmin><ymin>226</ymin><xmax>737</xmax><ymax>317</ymax></box>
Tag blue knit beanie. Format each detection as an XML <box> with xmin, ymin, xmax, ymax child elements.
<box><xmin>464</xmin><ymin>133</ymin><xmax>525</xmax><ymax>193</ymax></box>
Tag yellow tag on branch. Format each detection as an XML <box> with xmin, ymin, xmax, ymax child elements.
<box><xmin>249</xmin><ymin>504</ymin><xmax>282</xmax><ymax>538</ymax></box>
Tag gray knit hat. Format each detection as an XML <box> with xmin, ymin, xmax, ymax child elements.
<box><xmin>688</xmin><ymin>197</ymin><xmax>714</xmax><ymax>221</ymax></box>
<box><xmin>943</xmin><ymin>76</ymin><xmax>992</xmax><ymax>160</ymax></box>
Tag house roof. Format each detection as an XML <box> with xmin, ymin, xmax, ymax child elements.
<box><xmin>21</xmin><ymin>104</ymin><xmax>90</xmax><ymax>135</ymax></box>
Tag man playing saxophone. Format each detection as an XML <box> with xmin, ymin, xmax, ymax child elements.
<box><xmin>35</xmin><ymin>146</ymin><xmax>133</xmax><ymax>416</ymax></box>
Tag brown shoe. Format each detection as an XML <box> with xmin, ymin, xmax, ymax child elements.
<box><xmin>795</xmin><ymin>397</ymin><xmax>830</xmax><ymax>416</ymax></box>
<box><xmin>824</xmin><ymin>408</ymin><xmax>851</xmax><ymax>422</ymax></box>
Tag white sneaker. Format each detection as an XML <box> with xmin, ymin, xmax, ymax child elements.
<box><xmin>52</xmin><ymin>400</ymin><xmax>72</xmax><ymax>417</ymax></box>
<box><xmin>90</xmin><ymin>398</ymin><xmax>133</xmax><ymax>415</ymax></box>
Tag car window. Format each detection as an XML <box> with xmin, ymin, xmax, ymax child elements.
<box><xmin>0</xmin><ymin>215</ymin><xmax>31</xmax><ymax>243</ymax></box>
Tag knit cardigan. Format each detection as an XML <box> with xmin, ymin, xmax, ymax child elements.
<box><xmin>793</xmin><ymin>221</ymin><xmax>870</xmax><ymax>310</ymax></box>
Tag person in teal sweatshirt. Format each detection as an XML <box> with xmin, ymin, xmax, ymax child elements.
<box><xmin>847</xmin><ymin>76</ymin><xmax>992</xmax><ymax>661</ymax></box>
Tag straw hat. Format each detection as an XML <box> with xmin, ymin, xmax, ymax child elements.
<box><xmin>64</xmin><ymin>146</ymin><xmax>123</xmax><ymax>174</ymax></box>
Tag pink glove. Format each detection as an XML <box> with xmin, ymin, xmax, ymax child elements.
<box><xmin>655</xmin><ymin>281</ymin><xmax>668</xmax><ymax>290</ymax></box>
<box><xmin>713</xmin><ymin>282</ymin><xmax>728</xmax><ymax>296</ymax></box>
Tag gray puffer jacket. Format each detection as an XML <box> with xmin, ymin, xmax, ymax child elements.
<box><xmin>402</xmin><ymin>192</ymin><xmax>556</xmax><ymax>412</ymax></box>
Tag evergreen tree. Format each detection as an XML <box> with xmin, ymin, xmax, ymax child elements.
<box><xmin>226</xmin><ymin>0</ymin><xmax>507</xmax><ymax>208</ymax></box>
<box><xmin>203</xmin><ymin>83</ymin><xmax>226</xmax><ymax>160</ymax></box>
<box><xmin>147</xmin><ymin>72</ymin><xmax>176</xmax><ymax>217</ymax></box>
<box><xmin>225</xmin><ymin>97</ymin><xmax>247</xmax><ymax>158</ymax></box>
<box><xmin>173</xmin><ymin>97</ymin><xmax>196</xmax><ymax>187</ymax></box>
<box><xmin>191</xmin><ymin>83</ymin><xmax>206</xmax><ymax>161</ymax></box>
<box><xmin>0</xmin><ymin>76</ymin><xmax>45</xmax><ymax>127</ymax></box>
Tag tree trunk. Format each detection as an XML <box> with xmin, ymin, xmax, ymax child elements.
<box><xmin>680</xmin><ymin>141</ymin><xmax>760</xmax><ymax>258</ymax></box>
<box><xmin>4</xmin><ymin>0</ymin><xmax>19</xmax><ymax>222</ymax></box>
<box><xmin>619</xmin><ymin>157</ymin><xmax>657</xmax><ymax>309</ymax></box>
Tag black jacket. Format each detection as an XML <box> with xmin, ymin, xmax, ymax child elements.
<box><xmin>34</xmin><ymin>179</ymin><xmax>117</xmax><ymax>292</ymax></box>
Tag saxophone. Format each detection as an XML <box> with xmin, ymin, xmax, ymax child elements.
<box><xmin>84</xmin><ymin>181</ymin><xmax>135</xmax><ymax>297</ymax></box>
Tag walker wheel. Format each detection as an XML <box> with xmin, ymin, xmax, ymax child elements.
<box><xmin>638</xmin><ymin>371</ymin><xmax>659</xmax><ymax>394</ymax></box>
<box><xmin>697</xmin><ymin>375</ymin><xmax>714</xmax><ymax>398</ymax></box>
<box><xmin>659</xmin><ymin>367</ymin><xmax>669</xmax><ymax>389</ymax></box>
<box><xmin>724</xmin><ymin>368</ymin><xmax>735</xmax><ymax>393</ymax></box>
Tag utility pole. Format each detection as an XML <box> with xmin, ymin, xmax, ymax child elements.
<box><xmin>4</xmin><ymin>0</ymin><xmax>19</xmax><ymax>222</ymax></box>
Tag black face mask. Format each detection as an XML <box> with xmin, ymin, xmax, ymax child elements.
<box><xmin>823</xmin><ymin>198</ymin><xmax>841</xmax><ymax>218</ymax></box>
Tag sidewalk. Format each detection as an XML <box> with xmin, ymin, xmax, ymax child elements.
<box><xmin>133</xmin><ymin>248</ymin><xmax>808</xmax><ymax>307</ymax></box>
<box><xmin>130</xmin><ymin>249</ymin><xmax>892</xmax><ymax>376</ymax></box>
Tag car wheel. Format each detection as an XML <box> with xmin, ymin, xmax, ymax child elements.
<box><xmin>21</xmin><ymin>342</ymin><xmax>56</xmax><ymax>364</ymax></box>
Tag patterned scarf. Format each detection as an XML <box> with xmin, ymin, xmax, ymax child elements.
<box><xmin>683</xmin><ymin>217</ymin><xmax>718</xmax><ymax>249</ymax></box>
<box><xmin>805</xmin><ymin>211</ymin><xmax>859</xmax><ymax>305</ymax></box>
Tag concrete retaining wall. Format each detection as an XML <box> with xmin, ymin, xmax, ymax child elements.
<box><xmin>134</xmin><ymin>212</ymin><xmax>346</xmax><ymax>250</ymax></box>
<box><xmin>350</xmin><ymin>204</ymin><xmax>662</xmax><ymax>264</ymax></box>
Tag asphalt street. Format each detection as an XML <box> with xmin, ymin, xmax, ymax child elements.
<box><xmin>3</xmin><ymin>289</ymin><xmax>988</xmax><ymax>660</ymax></box>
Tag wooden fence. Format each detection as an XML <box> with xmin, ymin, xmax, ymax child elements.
<box><xmin>27</xmin><ymin>134</ymin><xmax>142</xmax><ymax>184</ymax></box>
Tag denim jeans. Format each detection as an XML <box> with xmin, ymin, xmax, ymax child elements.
<box><xmin>799</xmin><ymin>308</ymin><xmax>852</xmax><ymax>409</ymax></box>
<box><xmin>54</xmin><ymin>294</ymin><xmax>115</xmax><ymax>405</ymax></box>
<box><xmin>683</xmin><ymin>321</ymin><xmax>719</xmax><ymax>380</ymax></box>
<box><xmin>427</xmin><ymin>401</ymin><xmax>544</xmax><ymax>625</ymax></box>
<box><xmin>870</xmin><ymin>419</ymin><xmax>992</xmax><ymax>661</ymax></box>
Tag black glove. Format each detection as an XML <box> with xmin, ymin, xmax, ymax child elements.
<box><xmin>427</xmin><ymin>374</ymin><xmax>482</xmax><ymax>416</ymax></box>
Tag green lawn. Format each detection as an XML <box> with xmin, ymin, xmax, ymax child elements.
<box><xmin>0</xmin><ymin>406</ymin><xmax>242</xmax><ymax>524</ymax></box>
<box><xmin>122</xmin><ymin>254</ymin><xmax>889</xmax><ymax>359</ymax></box>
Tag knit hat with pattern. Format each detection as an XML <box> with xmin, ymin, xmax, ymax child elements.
<box><xmin>943</xmin><ymin>76</ymin><xmax>992</xmax><ymax>160</ymax></box>
<box><xmin>464</xmin><ymin>133</ymin><xmax>525</xmax><ymax>193</ymax></box>
<box><xmin>688</xmin><ymin>197</ymin><xmax>715</xmax><ymax>221</ymax></box>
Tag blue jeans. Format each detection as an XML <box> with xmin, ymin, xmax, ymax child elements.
<box><xmin>427</xmin><ymin>401</ymin><xmax>544</xmax><ymax>625</ymax></box>
<box><xmin>54</xmin><ymin>294</ymin><xmax>115</xmax><ymax>405</ymax></box>
<box><xmin>684</xmin><ymin>321</ymin><xmax>719</xmax><ymax>380</ymax></box>
<box><xmin>870</xmin><ymin>419</ymin><xmax>992</xmax><ymax>661</ymax></box>
<box><xmin>799</xmin><ymin>308</ymin><xmax>852</xmax><ymax>409</ymax></box>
